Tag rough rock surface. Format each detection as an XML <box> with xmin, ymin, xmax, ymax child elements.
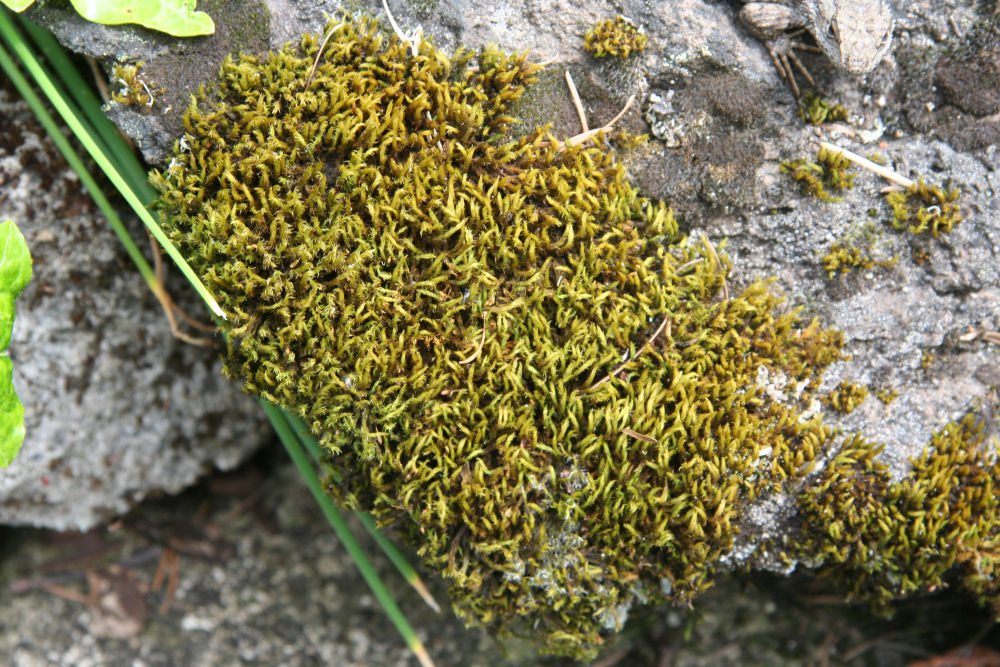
<box><xmin>0</xmin><ymin>87</ymin><xmax>269</xmax><ymax>529</ymax></box>
<box><xmin>5</xmin><ymin>0</ymin><xmax>999</xmax><ymax>652</ymax></box>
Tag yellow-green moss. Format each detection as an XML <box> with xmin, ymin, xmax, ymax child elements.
<box><xmin>151</xmin><ymin>17</ymin><xmax>848</xmax><ymax>658</ymax></box>
<box><xmin>149</xmin><ymin>17</ymin><xmax>1000</xmax><ymax>659</ymax></box>
<box><xmin>781</xmin><ymin>146</ymin><xmax>856</xmax><ymax>202</ymax></box>
<box><xmin>110</xmin><ymin>61</ymin><xmax>162</xmax><ymax>109</ymax></box>
<box><xmin>886</xmin><ymin>178</ymin><xmax>963</xmax><ymax>237</ymax></box>
<box><xmin>583</xmin><ymin>16</ymin><xmax>648</xmax><ymax>58</ymax></box>
<box><xmin>875</xmin><ymin>388</ymin><xmax>900</xmax><ymax>404</ymax></box>
<box><xmin>823</xmin><ymin>380</ymin><xmax>868</xmax><ymax>414</ymax></box>
<box><xmin>797</xmin><ymin>413</ymin><xmax>1000</xmax><ymax>616</ymax></box>
<box><xmin>821</xmin><ymin>242</ymin><xmax>897</xmax><ymax>279</ymax></box>
<box><xmin>797</xmin><ymin>92</ymin><xmax>848</xmax><ymax>126</ymax></box>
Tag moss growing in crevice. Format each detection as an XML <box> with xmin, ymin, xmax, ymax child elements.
<box><xmin>150</xmin><ymin>17</ymin><xmax>1000</xmax><ymax>659</ymax></box>
<box><xmin>797</xmin><ymin>92</ymin><xmax>848</xmax><ymax>126</ymax></box>
<box><xmin>109</xmin><ymin>62</ymin><xmax>164</xmax><ymax>110</ymax></box>
<box><xmin>797</xmin><ymin>412</ymin><xmax>1000</xmax><ymax>616</ymax></box>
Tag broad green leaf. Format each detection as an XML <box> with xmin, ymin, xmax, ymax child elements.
<box><xmin>0</xmin><ymin>220</ymin><xmax>30</xmax><ymax>468</ymax></box>
<box><xmin>0</xmin><ymin>1</ymin><xmax>36</xmax><ymax>12</ymax></box>
<box><xmin>68</xmin><ymin>0</ymin><xmax>214</xmax><ymax>37</ymax></box>
<box><xmin>0</xmin><ymin>357</ymin><xmax>24</xmax><ymax>467</ymax></box>
<box><xmin>0</xmin><ymin>220</ymin><xmax>31</xmax><ymax>297</ymax></box>
<box><xmin>0</xmin><ymin>292</ymin><xmax>12</xmax><ymax>355</ymax></box>
<box><xmin>0</xmin><ymin>219</ymin><xmax>31</xmax><ymax>351</ymax></box>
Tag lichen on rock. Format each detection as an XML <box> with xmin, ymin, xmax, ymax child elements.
<box><xmin>150</xmin><ymin>16</ymin><xmax>1000</xmax><ymax>660</ymax></box>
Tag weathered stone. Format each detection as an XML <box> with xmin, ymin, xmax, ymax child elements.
<box><xmin>0</xmin><ymin>87</ymin><xmax>269</xmax><ymax>530</ymax></box>
<box><xmin>2</xmin><ymin>0</ymin><xmax>998</xmax><ymax>654</ymax></box>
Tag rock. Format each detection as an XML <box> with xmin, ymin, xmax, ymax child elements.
<box><xmin>0</xmin><ymin>87</ymin><xmax>269</xmax><ymax>530</ymax></box>
<box><xmin>8</xmin><ymin>0</ymin><xmax>1000</xmax><ymax>655</ymax></box>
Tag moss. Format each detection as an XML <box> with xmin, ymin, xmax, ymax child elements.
<box><xmin>821</xmin><ymin>242</ymin><xmax>897</xmax><ymax>279</ymax></box>
<box><xmin>583</xmin><ymin>16</ymin><xmax>648</xmax><ymax>59</ymax></box>
<box><xmin>149</xmin><ymin>17</ymin><xmax>1000</xmax><ymax>659</ymax></box>
<box><xmin>875</xmin><ymin>388</ymin><xmax>899</xmax><ymax>404</ymax></box>
<box><xmin>797</xmin><ymin>412</ymin><xmax>1000</xmax><ymax>617</ymax></box>
<box><xmin>150</xmin><ymin>17</ymin><xmax>851</xmax><ymax>658</ymax></box>
<box><xmin>797</xmin><ymin>92</ymin><xmax>848</xmax><ymax>126</ymax></box>
<box><xmin>780</xmin><ymin>146</ymin><xmax>855</xmax><ymax>202</ymax></box>
<box><xmin>823</xmin><ymin>381</ymin><xmax>868</xmax><ymax>414</ymax></box>
<box><xmin>611</xmin><ymin>131</ymin><xmax>649</xmax><ymax>150</ymax></box>
<box><xmin>886</xmin><ymin>178</ymin><xmax>963</xmax><ymax>237</ymax></box>
<box><xmin>921</xmin><ymin>350</ymin><xmax>936</xmax><ymax>368</ymax></box>
<box><xmin>109</xmin><ymin>62</ymin><xmax>163</xmax><ymax>110</ymax></box>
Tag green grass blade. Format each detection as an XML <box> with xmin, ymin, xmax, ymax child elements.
<box><xmin>0</xmin><ymin>10</ymin><xmax>225</xmax><ymax>320</ymax></box>
<box><xmin>283</xmin><ymin>411</ymin><xmax>442</xmax><ymax>613</ymax></box>
<box><xmin>260</xmin><ymin>400</ymin><xmax>436</xmax><ymax>667</ymax></box>
<box><xmin>16</xmin><ymin>15</ymin><xmax>155</xmax><ymax>204</ymax></box>
<box><xmin>0</xmin><ymin>34</ymin><xmax>160</xmax><ymax>295</ymax></box>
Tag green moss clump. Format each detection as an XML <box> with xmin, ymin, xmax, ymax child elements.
<box><xmin>110</xmin><ymin>62</ymin><xmax>162</xmax><ymax>109</ymax></box>
<box><xmin>886</xmin><ymin>178</ymin><xmax>963</xmax><ymax>237</ymax></box>
<box><xmin>150</xmin><ymin>16</ymin><xmax>1000</xmax><ymax>659</ymax></box>
<box><xmin>797</xmin><ymin>413</ymin><xmax>1000</xmax><ymax>616</ymax></box>
<box><xmin>583</xmin><ymin>16</ymin><xmax>648</xmax><ymax>58</ymax></box>
<box><xmin>151</xmin><ymin>17</ymin><xmax>851</xmax><ymax>658</ymax></box>
<box><xmin>797</xmin><ymin>92</ymin><xmax>848</xmax><ymax>126</ymax></box>
<box><xmin>875</xmin><ymin>388</ymin><xmax>900</xmax><ymax>404</ymax></box>
<box><xmin>821</xmin><ymin>242</ymin><xmax>897</xmax><ymax>279</ymax></box>
<box><xmin>781</xmin><ymin>146</ymin><xmax>856</xmax><ymax>202</ymax></box>
<box><xmin>823</xmin><ymin>380</ymin><xmax>868</xmax><ymax>414</ymax></box>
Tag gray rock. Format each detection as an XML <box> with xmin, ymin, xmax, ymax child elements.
<box><xmin>8</xmin><ymin>0</ymin><xmax>1000</xmax><ymax>645</ymax></box>
<box><xmin>0</xmin><ymin>89</ymin><xmax>269</xmax><ymax>530</ymax></box>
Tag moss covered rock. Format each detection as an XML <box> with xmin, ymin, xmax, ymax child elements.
<box><xmin>151</xmin><ymin>17</ymin><xmax>1000</xmax><ymax>660</ymax></box>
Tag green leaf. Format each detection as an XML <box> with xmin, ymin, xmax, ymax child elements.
<box><xmin>0</xmin><ymin>219</ymin><xmax>32</xmax><ymax>351</ymax></box>
<box><xmin>0</xmin><ymin>219</ymin><xmax>31</xmax><ymax>468</ymax></box>
<box><xmin>0</xmin><ymin>356</ymin><xmax>24</xmax><ymax>468</ymax></box>
<box><xmin>0</xmin><ymin>1</ymin><xmax>36</xmax><ymax>12</ymax></box>
<box><xmin>67</xmin><ymin>0</ymin><xmax>214</xmax><ymax>37</ymax></box>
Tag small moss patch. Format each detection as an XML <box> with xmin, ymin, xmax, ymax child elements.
<box><xmin>886</xmin><ymin>178</ymin><xmax>962</xmax><ymax>237</ymax></box>
<box><xmin>781</xmin><ymin>145</ymin><xmax>855</xmax><ymax>202</ymax></box>
<box><xmin>583</xmin><ymin>16</ymin><xmax>648</xmax><ymax>59</ymax></box>
<box><xmin>797</xmin><ymin>92</ymin><xmax>848</xmax><ymax>126</ymax></box>
<box><xmin>823</xmin><ymin>381</ymin><xmax>868</xmax><ymax>414</ymax></box>
<box><xmin>797</xmin><ymin>413</ymin><xmax>1000</xmax><ymax>616</ymax></box>
<box><xmin>110</xmin><ymin>62</ymin><xmax>163</xmax><ymax>110</ymax></box>
<box><xmin>821</xmin><ymin>242</ymin><xmax>897</xmax><ymax>279</ymax></box>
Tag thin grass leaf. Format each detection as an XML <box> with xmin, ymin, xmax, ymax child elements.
<box><xmin>0</xmin><ymin>34</ymin><xmax>161</xmax><ymax>295</ymax></box>
<box><xmin>284</xmin><ymin>411</ymin><xmax>441</xmax><ymax>614</ymax></box>
<box><xmin>261</xmin><ymin>400</ymin><xmax>436</xmax><ymax>667</ymax></box>
<box><xmin>0</xmin><ymin>10</ymin><xmax>225</xmax><ymax>319</ymax></box>
<box><xmin>17</xmin><ymin>15</ymin><xmax>154</xmax><ymax>202</ymax></box>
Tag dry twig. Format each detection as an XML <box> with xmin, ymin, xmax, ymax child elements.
<box><xmin>564</xmin><ymin>70</ymin><xmax>589</xmax><ymax>133</ymax></box>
